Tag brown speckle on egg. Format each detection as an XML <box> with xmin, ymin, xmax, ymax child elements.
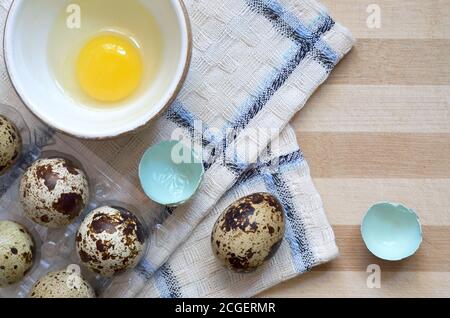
<box><xmin>19</xmin><ymin>158</ymin><xmax>89</xmax><ymax>228</ymax></box>
<box><xmin>76</xmin><ymin>206</ymin><xmax>146</xmax><ymax>277</ymax></box>
<box><xmin>211</xmin><ymin>193</ymin><xmax>285</xmax><ymax>273</ymax></box>
<box><xmin>0</xmin><ymin>221</ymin><xmax>34</xmax><ymax>287</ymax></box>
<box><xmin>29</xmin><ymin>270</ymin><xmax>95</xmax><ymax>298</ymax></box>
<box><xmin>0</xmin><ymin>115</ymin><xmax>22</xmax><ymax>175</ymax></box>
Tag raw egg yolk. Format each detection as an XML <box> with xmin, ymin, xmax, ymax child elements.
<box><xmin>76</xmin><ymin>34</ymin><xmax>143</xmax><ymax>102</ymax></box>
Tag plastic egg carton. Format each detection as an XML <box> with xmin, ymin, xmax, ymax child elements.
<box><xmin>0</xmin><ymin>104</ymin><xmax>165</xmax><ymax>298</ymax></box>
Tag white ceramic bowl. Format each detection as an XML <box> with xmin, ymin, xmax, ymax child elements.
<box><xmin>4</xmin><ymin>0</ymin><xmax>191</xmax><ymax>139</ymax></box>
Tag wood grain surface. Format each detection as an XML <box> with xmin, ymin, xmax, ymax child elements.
<box><xmin>259</xmin><ymin>0</ymin><xmax>450</xmax><ymax>298</ymax></box>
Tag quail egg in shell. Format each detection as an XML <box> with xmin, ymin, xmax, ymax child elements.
<box><xmin>20</xmin><ymin>158</ymin><xmax>89</xmax><ymax>228</ymax></box>
<box><xmin>29</xmin><ymin>270</ymin><xmax>95</xmax><ymax>298</ymax></box>
<box><xmin>211</xmin><ymin>193</ymin><xmax>285</xmax><ymax>272</ymax></box>
<box><xmin>0</xmin><ymin>220</ymin><xmax>34</xmax><ymax>287</ymax></box>
<box><xmin>76</xmin><ymin>206</ymin><xmax>146</xmax><ymax>277</ymax></box>
<box><xmin>0</xmin><ymin>115</ymin><xmax>22</xmax><ymax>175</ymax></box>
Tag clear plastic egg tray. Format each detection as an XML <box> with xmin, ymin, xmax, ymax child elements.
<box><xmin>0</xmin><ymin>104</ymin><xmax>165</xmax><ymax>298</ymax></box>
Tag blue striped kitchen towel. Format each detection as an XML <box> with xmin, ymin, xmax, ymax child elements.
<box><xmin>104</xmin><ymin>0</ymin><xmax>354</xmax><ymax>297</ymax></box>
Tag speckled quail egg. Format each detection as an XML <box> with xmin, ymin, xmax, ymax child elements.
<box><xmin>211</xmin><ymin>193</ymin><xmax>285</xmax><ymax>272</ymax></box>
<box><xmin>29</xmin><ymin>270</ymin><xmax>95</xmax><ymax>298</ymax></box>
<box><xmin>0</xmin><ymin>115</ymin><xmax>22</xmax><ymax>175</ymax></box>
<box><xmin>19</xmin><ymin>158</ymin><xmax>89</xmax><ymax>228</ymax></box>
<box><xmin>0</xmin><ymin>221</ymin><xmax>34</xmax><ymax>287</ymax></box>
<box><xmin>76</xmin><ymin>206</ymin><xmax>146</xmax><ymax>277</ymax></box>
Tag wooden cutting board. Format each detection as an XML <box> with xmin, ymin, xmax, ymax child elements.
<box><xmin>260</xmin><ymin>0</ymin><xmax>450</xmax><ymax>298</ymax></box>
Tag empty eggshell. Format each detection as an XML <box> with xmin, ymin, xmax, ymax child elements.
<box><xmin>0</xmin><ymin>220</ymin><xmax>34</xmax><ymax>287</ymax></box>
<box><xmin>361</xmin><ymin>202</ymin><xmax>423</xmax><ymax>261</ymax></box>
<box><xmin>0</xmin><ymin>115</ymin><xmax>22</xmax><ymax>175</ymax></box>
<box><xmin>76</xmin><ymin>206</ymin><xmax>146</xmax><ymax>277</ymax></box>
<box><xmin>211</xmin><ymin>193</ymin><xmax>285</xmax><ymax>272</ymax></box>
<box><xmin>19</xmin><ymin>158</ymin><xmax>89</xmax><ymax>228</ymax></box>
<box><xmin>29</xmin><ymin>270</ymin><xmax>95</xmax><ymax>298</ymax></box>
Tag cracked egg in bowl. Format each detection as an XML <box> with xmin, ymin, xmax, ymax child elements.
<box><xmin>4</xmin><ymin>0</ymin><xmax>191</xmax><ymax>139</ymax></box>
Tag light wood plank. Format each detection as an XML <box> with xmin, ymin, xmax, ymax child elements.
<box><xmin>328</xmin><ymin>39</ymin><xmax>450</xmax><ymax>85</ymax></box>
<box><xmin>297</xmin><ymin>132</ymin><xmax>450</xmax><ymax>178</ymax></box>
<box><xmin>259</xmin><ymin>271</ymin><xmax>450</xmax><ymax>298</ymax></box>
<box><xmin>315</xmin><ymin>225</ymin><xmax>450</xmax><ymax>272</ymax></box>
<box><xmin>315</xmin><ymin>178</ymin><xmax>450</xmax><ymax>226</ymax></box>
<box><xmin>321</xmin><ymin>0</ymin><xmax>450</xmax><ymax>39</ymax></box>
<box><xmin>296</xmin><ymin>85</ymin><xmax>450</xmax><ymax>133</ymax></box>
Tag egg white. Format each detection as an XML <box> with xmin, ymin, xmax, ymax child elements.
<box><xmin>48</xmin><ymin>0</ymin><xmax>163</xmax><ymax>109</ymax></box>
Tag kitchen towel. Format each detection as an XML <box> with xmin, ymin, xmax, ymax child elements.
<box><xmin>101</xmin><ymin>0</ymin><xmax>354</xmax><ymax>297</ymax></box>
<box><xmin>0</xmin><ymin>0</ymin><xmax>354</xmax><ymax>298</ymax></box>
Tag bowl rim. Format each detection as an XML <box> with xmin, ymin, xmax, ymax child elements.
<box><xmin>3</xmin><ymin>0</ymin><xmax>192</xmax><ymax>140</ymax></box>
<box><xmin>138</xmin><ymin>140</ymin><xmax>205</xmax><ymax>206</ymax></box>
<box><xmin>360</xmin><ymin>201</ymin><xmax>423</xmax><ymax>261</ymax></box>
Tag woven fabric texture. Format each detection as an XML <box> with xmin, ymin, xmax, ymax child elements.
<box><xmin>102</xmin><ymin>0</ymin><xmax>354</xmax><ymax>297</ymax></box>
